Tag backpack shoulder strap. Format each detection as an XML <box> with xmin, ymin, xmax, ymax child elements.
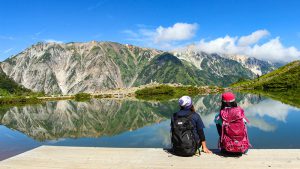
<box><xmin>171</xmin><ymin>112</ymin><xmax>177</xmax><ymax>123</ymax></box>
<box><xmin>186</xmin><ymin>111</ymin><xmax>194</xmax><ymax>119</ymax></box>
<box><xmin>174</xmin><ymin>112</ymin><xmax>181</xmax><ymax>119</ymax></box>
<box><xmin>220</xmin><ymin>109</ymin><xmax>227</xmax><ymax>121</ymax></box>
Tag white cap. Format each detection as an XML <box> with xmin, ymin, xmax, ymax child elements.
<box><xmin>178</xmin><ymin>96</ymin><xmax>192</xmax><ymax>108</ymax></box>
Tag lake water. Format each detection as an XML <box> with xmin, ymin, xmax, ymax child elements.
<box><xmin>1</xmin><ymin>92</ymin><xmax>300</xmax><ymax>160</ymax></box>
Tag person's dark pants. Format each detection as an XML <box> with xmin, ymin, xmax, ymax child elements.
<box><xmin>216</xmin><ymin>124</ymin><xmax>222</xmax><ymax>136</ymax></box>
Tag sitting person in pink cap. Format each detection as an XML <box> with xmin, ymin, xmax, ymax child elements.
<box><xmin>214</xmin><ymin>92</ymin><xmax>251</xmax><ymax>154</ymax></box>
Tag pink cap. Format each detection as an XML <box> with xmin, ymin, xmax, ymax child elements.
<box><xmin>221</xmin><ymin>92</ymin><xmax>235</xmax><ymax>102</ymax></box>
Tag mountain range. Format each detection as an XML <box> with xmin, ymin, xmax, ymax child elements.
<box><xmin>0</xmin><ymin>41</ymin><xmax>277</xmax><ymax>95</ymax></box>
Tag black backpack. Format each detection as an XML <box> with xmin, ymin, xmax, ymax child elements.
<box><xmin>171</xmin><ymin>111</ymin><xmax>198</xmax><ymax>157</ymax></box>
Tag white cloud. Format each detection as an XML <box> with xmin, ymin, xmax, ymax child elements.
<box><xmin>154</xmin><ymin>23</ymin><xmax>198</xmax><ymax>43</ymax></box>
<box><xmin>87</xmin><ymin>0</ymin><xmax>108</xmax><ymax>11</ymax></box>
<box><xmin>45</xmin><ymin>39</ymin><xmax>63</xmax><ymax>44</ymax></box>
<box><xmin>123</xmin><ymin>23</ymin><xmax>198</xmax><ymax>50</ymax></box>
<box><xmin>3</xmin><ymin>48</ymin><xmax>14</xmax><ymax>54</ymax></box>
<box><xmin>0</xmin><ymin>35</ymin><xmax>15</xmax><ymax>40</ymax></box>
<box><xmin>35</xmin><ymin>30</ymin><xmax>44</xmax><ymax>36</ymax></box>
<box><xmin>135</xmin><ymin>24</ymin><xmax>151</xmax><ymax>28</ymax></box>
<box><xmin>122</xmin><ymin>30</ymin><xmax>139</xmax><ymax>38</ymax></box>
<box><xmin>238</xmin><ymin>29</ymin><xmax>269</xmax><ymax>46</ymax></box>
<box><xmin>124</xmin><ymin>25</ymin><xmax>300</xmax><ymax>62</ymax></box>
<box><xmin>247</xmin><ymin>118</ymin><xmax>276</xmax><ymax>132</ymax></box>
<box><xmin>193</xmin><ymin>30</ymin><xmax>300</xmax><ymax>63</ymax></box>
<box><xmin>250</xmin><ymin>37</ymin><xmax>300</xmax><ymax>62</ymax></box>
<box><xmin>197</xmin><ymin>35</ymin><xmax>239</xmax><ymax>54</ymax></box>
<box><xmin>238</xmin><ymin>98</ymin><xmax>298</xmax><ymax>132</ymax></box>
<box><xmin>244</xmin><ymin>99</ymin><xmax>290</xmax><ymax>122</ymax></box>
<box><xmin>0</xmin><ymin>48</ymin><xmax>14</xmax><ymax>58</ymax></box>
<box><xmin>93</xmin><ymin>33</ymin><xmax>102</xmax><ymax>38</ymax></box>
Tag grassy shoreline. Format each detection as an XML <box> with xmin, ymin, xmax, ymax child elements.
<box><xmin>135</xmin><ymin>85</ymin><xmax>224</xmax><ymax>101</ymax></box>
<box><xmin>1</xmin><ymin>85</ymin><xmax>299</xmax><ymax>110</ymax></box>
<box><xmin>0</xmin><ymin>84</ymin><xmax>225</xmax><ymax>106</ymax></box>
<box><xmin>0</xmin><ymin>96</ymin><xmax>42</xmax><ymax>106</ymax></box>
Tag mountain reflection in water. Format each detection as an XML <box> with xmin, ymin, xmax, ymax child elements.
<box><xmin>0</xmin><ymin>99</ymin><xmax>177</xmax><ymax>141</ymax></box>
<box><xmin>0</xmin><ymin>93</ymin><xmax>300</xmax><ymax>155</ymax></box>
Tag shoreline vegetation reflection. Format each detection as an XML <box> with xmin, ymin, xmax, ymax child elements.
<box><xmin>239</xmin><ymin>89</ymin><xmax>300</xmax><ymax>109</ymax></box>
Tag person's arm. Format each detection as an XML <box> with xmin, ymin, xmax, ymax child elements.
<box><xmin>195</xmin><ymin>114</ymin><xmax>212</xmax><ymax>154</ymax></box>
<box><xmin>198</xmin><ymin>129</ymin><xmax>212</xmax><ymax>154</ymax></box>
<box><xmin>201</xmin><ymin>140</ymin><xmax>212</xmax><ymax>154</ymax></box>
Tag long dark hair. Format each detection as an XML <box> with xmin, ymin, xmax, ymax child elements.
<box><xmin>180</xmin><ymin>105</ymin><xmax>196</xmax><ymax>112</ymax></box>
<box><xmin>220</xmin><ymin>101</ymin><xmax>237</xmax><ymax>110</ymax></box>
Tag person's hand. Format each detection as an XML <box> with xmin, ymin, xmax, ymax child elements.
<box><xmin>202</xmin><ymin>147</ymin><xmax>212</xmax><ymax>154</ymax></box>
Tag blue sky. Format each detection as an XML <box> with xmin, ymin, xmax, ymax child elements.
<box><xmin>0</xmin><ymin>0</ymin><xmax>300</xmax><ymax>62</ymax></box>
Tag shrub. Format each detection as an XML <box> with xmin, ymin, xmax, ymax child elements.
<box><xmin>75</xmin><ymin>93</ymin><xmax>91</xmax><ymax>102</ymax></box>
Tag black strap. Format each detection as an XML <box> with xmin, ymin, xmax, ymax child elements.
<box><xmin>186</xmin><ymin>111</ymin><xmax>194</xmax><ymax>120</ymax></box>
<box><xmin>198</xmin><ymin>145</ymin><xmax>202</xmax><ymax>155</ymax></box>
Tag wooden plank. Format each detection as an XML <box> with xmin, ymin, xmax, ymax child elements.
<box><xmin>0</xmin><ymin>146</ymin><xmax>300</xmax><ymax>169</ymax></box>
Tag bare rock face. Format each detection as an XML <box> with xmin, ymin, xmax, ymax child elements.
<box><xmin>224</xmin><ymin>54</ymin><xmax>277</xmax><ymax>76</ymax></box>
<box><xmin>174</xmin><ymin>50</ymin><xmax>276</xmax><ymax>76</ymax></box>
<box><xmin>0</xmin><ymin>42</ymin><xmax>161</xmax><ymax>94</ymax></box>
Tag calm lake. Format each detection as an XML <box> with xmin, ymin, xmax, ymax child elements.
<box><xmin>1</xmin><ymin>92</ymin><xmax>300</xmax><ymax>160</ymax></box>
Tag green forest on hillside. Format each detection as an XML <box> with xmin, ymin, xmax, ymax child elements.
<box><xmin>231</xmin><ymin>60</ymin><xmax>300</xmax><ymax>90</ymax></box>
<box><xmin>0</xmin><ymin>67</ymin><xmax>43</xmax><ymax>105</ymax></box>
<box><xmin>134</xmin><ymin>53</ymin><xmax>253</xmax><ymax>87</ymax></box>
<box><xmin>0</xmin><ymin>67</ymin><xmax>32</xmax><ymax>96</ymax></box>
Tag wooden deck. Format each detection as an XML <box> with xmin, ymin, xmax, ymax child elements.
<box><xmin>0</xmin><ymin>146</ymin><xmax>300</xmax><ymax>169</ymax></box>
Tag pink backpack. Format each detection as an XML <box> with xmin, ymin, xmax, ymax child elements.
<box><xmin>219</xmin><ymin>106</ymin><xmax>250</xmax><ymax>153</ymax></box>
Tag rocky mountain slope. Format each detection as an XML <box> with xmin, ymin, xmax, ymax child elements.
<box><xmin>173</xmin><ymin>46</ymin><xmax>276</xmax><ymax>76</ymax></box>
<box><xmin>224</xmin><ymin>54</ymin><xmax>276</xmax><ymax>75</ymax></box>
<box><xmin>173</xmin><ymin>51</ymin><xmax>258</xmax><ymax>85</ymax></box>
<box><xmin>0</xmin><ymin>41</ymin><xmax>276</xmax><ymax>94</ymax></box>
<box><xmin>0</xmin><ymin>41</ymin><xmax>160</xmax><ymax>94</ymax></box>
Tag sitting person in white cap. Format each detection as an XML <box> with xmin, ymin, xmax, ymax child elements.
<box><xmin>171</xmin><ymin>96</ymin><xmax>212</xmax><ymax>156</ymax></box>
